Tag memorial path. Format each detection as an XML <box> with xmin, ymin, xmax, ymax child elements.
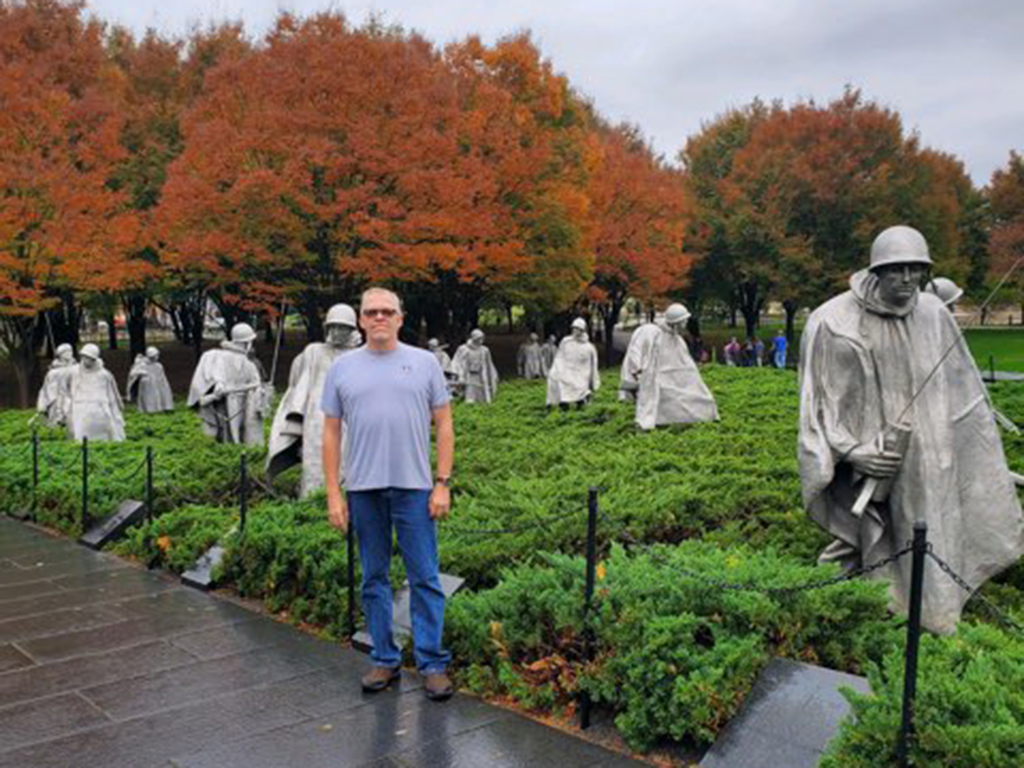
<box><xmin>0</xmin><ymin>517</ymin><xmax>642</xmax><ymax>768</ymax></box>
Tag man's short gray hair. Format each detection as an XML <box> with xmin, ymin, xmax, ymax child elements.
<box><xmin>359</xmin><ymin>287</ymin><xmax>403</xmax><ymax>313</ymax></box>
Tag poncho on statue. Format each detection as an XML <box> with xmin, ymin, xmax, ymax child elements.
<box><xmin>620</xmin><ymin>321</ymin><xmax>718</xmax><ymax>430</ymax></box>
<box><xmin>517</xmin><ymin>334</ymin><xmax>547</xmax><ymax>379</ymax></box>
<box><xmin>266</xmin><ymin>326</ymin><xmax>361</xmax><ymax>497</ymax></box>
<box><xmin>126</xmin><ymin>350</ymin><xmax>174</xmax><ymax>413</ymax></box>
<box><xmin>65</xmin><ymin>346</ymin><xmax>125</xmax><ymax>442</ymax></box>
<box><xmin>546</xmin><ymin>322</ymin><xmax>600</xmax><ymax>406</ymax></box>
<box><xmin>452</xmin><ymin>330</ymin><xmax>498</xmax><ymax>403</ymax></box>
<box><xmin>36</xmin><ymin>345</ymin><xmax>75</xmax><ymax>426</ymax></box>
<box><xmin>799</xmin><ymin>266</ymin><xmax>1024</xmax><ymax>634</ymax></box>
<box><xmin>188</xmin><ymin>330</ymin><xmax>265</xmax><ymax>446</ymax></box>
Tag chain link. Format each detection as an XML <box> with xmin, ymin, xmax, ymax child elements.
<box><xmin>926</xmin><ymin>549</ymin><xmax>1024</xmax><ymax>634</ymax></box>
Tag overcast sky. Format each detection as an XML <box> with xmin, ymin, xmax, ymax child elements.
<box><xmin>85</xmin><ymin>0</ymin><xmax>1022</xmax><ymax>185</ymax></box>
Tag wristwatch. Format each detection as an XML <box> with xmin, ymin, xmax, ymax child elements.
<box><xmin>434</xmin><ymin>476</ymin><xmax>452</xmax><ymax>488</ymax></box>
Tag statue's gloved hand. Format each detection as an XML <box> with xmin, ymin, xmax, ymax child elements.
<box><xmin>847</xmin><ymin>444</ymin><xmax>903</xmax><ymax>479</ymax></box>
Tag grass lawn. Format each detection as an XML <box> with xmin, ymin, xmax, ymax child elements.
<box><xmin>964</xmin><ymin>328</ymin><xmax>1024</xmax><ymax>372</ymax></box>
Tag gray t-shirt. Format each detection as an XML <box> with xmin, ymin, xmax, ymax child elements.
<box><xmin>320</xmin><ymin>343</ymin><xmax>450</xmax><ymax>491</ymax></box>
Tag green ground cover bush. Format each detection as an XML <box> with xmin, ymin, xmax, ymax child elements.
<box><xmin>821</xmin><ymin>623</ymin><xmax>1024</xmax><ymax>768</ymax></box>
<box><xmin>2</xmin><ymin>359</ymin><xmax>1023</xmax><ymax>761</ymax></box>
<box><xmin>0</xmin><ymin>406</ymin><xmax>268</xmax><ymax>537</ymax></box>
<box><xmin>446</xmin><ymin>543</ymin><xmax>896</xmax><ymax>751</ymax></box>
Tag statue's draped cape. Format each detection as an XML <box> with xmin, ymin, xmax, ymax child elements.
<box><xmin>66</xmin><ymin>363</ymin><xmax>125</xmax><ymax>441</ymax></box>
<box><xmin>546</xmin><ymin>336</ymin><xmax>599</xmax><ymax>405</ymax></box>
<box><xmin>621</xmin><ymin>323</ymin><xmax>718</xmax><ymax>430</ymax></box>
<box><xmin>452</xmin><ymin>344</ymin><xmax>498</xmax><ymax>403</ymax></box>
<box><xmin>187</xmin><ymin>341</ymin><xmax>264</xmax><ymax>445</ymax></box>
<box><xmin>798</xmin><ymin>270</ymin><xmax>1024</xmax><ymax>633</ymax></box>
<box><xmin>266</xmin><ymin>337</ymin><xmax>359</xmax><ymax>496</ymax></box>
<box><xmin>127</xmin><ymin>358</ymin><xmax>174</xmax><ymax>413</ymax></box>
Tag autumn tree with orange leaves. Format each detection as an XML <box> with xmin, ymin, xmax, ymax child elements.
<box><xmin>987</xmin><ymin>151</ymin><xmax>1024</xmax><ymax>318</ymax></box>
<box><xmin>588</xmin><ymin>124</ymin><xmax>692</xmax><ymax>360</ymax></box>
<box><xmin>683</xmin><ymin>90</ymin><xmax>977</xmax><ymax>339</ymax></box>
<box><xmin>157</xmin><ymin>17</ymin><xmax>603</xmax><ymax>343</ymax></box>
<box><xmin>0</xmin><ymin>0</ymin><xmax>137</xmax><ymax>406</ymax></box>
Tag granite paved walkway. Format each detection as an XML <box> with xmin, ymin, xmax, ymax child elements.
<box><xmin>0</xmin><ymin>516</ymin><xmax>642</xmax><ymax>768</ymax></box>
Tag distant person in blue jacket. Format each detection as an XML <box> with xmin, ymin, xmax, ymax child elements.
<box><xmin>772</xmin><ymin>331</ymin><xmax>788</xmax><ymax>369</ymax></box>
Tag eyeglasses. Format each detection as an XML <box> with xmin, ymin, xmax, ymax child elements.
<box><xmin>361</xmin><ymin>308</ymin><xmax>399</xmax><ymax>319</ymax></box>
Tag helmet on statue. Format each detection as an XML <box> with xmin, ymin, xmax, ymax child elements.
<box><xmin>869</xmin><ymin>225</ymin><xmax>933</xmax><ymax>271</ymax></box>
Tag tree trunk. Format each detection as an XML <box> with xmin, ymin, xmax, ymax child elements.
<box><xmin>300</xmin><ymin>294</ymin><xmax>324</xmax><ymax>343</ymax></box>
<box><xmin>505</xmin><ymin>302</ymin><xmax>514</xmax><ymax>334</ymax></box>
<box><xmin>602</xmin><ymin>295</ymin><xmax>625</xmax><ymax>364</ymax></box>
<box><xmin>106</xmin><ymin>312</ymin><xmax>118</xmax><ymax>350</ymax></box>
<box><xmin>0</xmin><ymin>315</ymin><xmax>44</xmax><ymax>409</ymax></box>
<box><xmin>738</xmin><ymin>281</ymin><xmax>762</xmax><ymax>340</ymax></box>
<box><xmin>783</xmin><ymin>300</ymin><xmax>798</xmax><ymax>342</ymax></box>
<box><xmin>124</xmin><ymin>292</ymin><xmax>147</xmax><ymax>358</ymax></box>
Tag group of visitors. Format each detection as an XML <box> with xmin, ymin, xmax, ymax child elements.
<box><xmin>723</xmin><ymin>332</ymin><xmax>787</xmax><ymax>368</ymax></box>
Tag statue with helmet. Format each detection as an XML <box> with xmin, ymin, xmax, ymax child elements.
<box><xmin>452</xmin><ymin>328</ymin><xmax>499</xmax><ymax>403</ymax></box>
<box><xmin>619</xmin><ymin>303</ymin><xmax>718</xmax><ymax>430</ymax></box>
<box><xmin>546</xmin><ymin>318</ymin><xmax>600</xmax><ymax>410</ymax></box>
<box><xmin>64</xmin><ymin>344</ymin><xmax>125</xmax><ymax>441</ymax></box>
<box><xmin>517</xmin><ymin>333</ymin><xmax>547</xmax><ymax>379</ymax></box>
<box><xmin>799</xmin><ymin>224</ymin><xmax>1024</xmax><ymax>634</ymax></box>
<box><xmin>924</xmin><ymin>276</ymin><xmax>964</xmax><ymax>309</ymax></box>
<box><xmin>35</xmin><ymin>343</ymin><xmax>76</xmax><ymax>427</ymax></box>
<box><xmin>266</xmin><ymin>303</ymin><xmax>361</xmax><ymax>497</ymax></box>
<box><xmin>126</xmin><ymin>346</ymin><xmax>174</xmax><ymax>413</ymax></box>
<box><xmin>187</xmin><ymin>322</ymin><xmax>266</xmax><ymax>445</ymax></box>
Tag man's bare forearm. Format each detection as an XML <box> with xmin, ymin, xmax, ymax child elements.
<box><xmin>323</xmin><ymin>416</ymin><xmax>343</xmax><ymax>497</ymax></box>
<box><xmin>434</xmin><ymin>406</ymin><xmax>454</xmax><ymax>478</ymax></box>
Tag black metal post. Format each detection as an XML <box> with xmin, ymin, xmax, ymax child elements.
<box><xmin>347</xmin><ymin>522</ymin><xmax>356</xmax><ymax>640</ymax></box>
<box><xmin>145</xmin><ymin>447</ymin><xmax>154</xmax><ymax>524</ymax></box>
<box><xmin>238</xmin><ymin>453</ymin><xmax>248</xmax><ymax>535</ymax></box>
<box><xmin>81</xmin><ymin>437</ymin><xmax>89</xmax><ymax>532</ymax></box>
<box><xmin>896</xmin><ymin>522</ymin><xmax>928</xmax><ymax>767</ymax></box>
<box><xmin>31</xmin><ymin>430</ymin><xmax>39</xmax><ymax>522</ymax></box>
<box><xmin>580</xmin><ymin>487</ymin><xmax>599</xmax><ymax>730</ymax></box>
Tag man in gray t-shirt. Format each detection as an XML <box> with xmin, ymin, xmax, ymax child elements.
<box><xmin>321</xmin><ymin>287</ymin><xmax>455</xmax><ymax>701</ymax></box>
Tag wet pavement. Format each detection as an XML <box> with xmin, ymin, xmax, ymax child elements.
<box><xmin>0</xmin><ymin>517</ymin><xmax>643</xmax><ymax>767</ymax></box>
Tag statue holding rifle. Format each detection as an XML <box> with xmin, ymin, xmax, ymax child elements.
<box><xmin>188</xmin><ymin>322</ymin><xmax>266</xmax><ymax>445</ymax></box>
<box><xmin>798</xmin><ymin>225</ymin><xmax>1024</xmax><ymax>634</ymax></box>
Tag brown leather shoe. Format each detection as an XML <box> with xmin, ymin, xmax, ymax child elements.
<box><xmin>361</xmin><ymin>665</ymin><xmax>401</xmax><ymax>692</ymax></box>
<box><xmin>423</xmin><ymin>671</ymin><xmax>453</xmax><ymax>701</ymax></box>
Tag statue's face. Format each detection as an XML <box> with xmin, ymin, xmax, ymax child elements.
<box><xmin>82</xmin><ymin>356</ymin><xmax>99</xmax><ymax>371</ymax></box>
<box><xmin>146</xmin><ymin>351</ymin><xmax>159</xmax><ymax>362</ymax></box>
<box><xmin>572</xmin><ymin>327</ymin><xmax>585</xmax><ymax>340</ymax></box>
<box><xmin>666</xmin><ymin>320</ymin><xmax>686</xmax><ymax>336</ymax></box>
<box><xmin>326</xmin><ymin>324</ymin><xmax>354</xmax><ymax>347</ymax></box>
<box><xmin>469</xmin><ymin>335</ymin><xmax>483</xmax><ymax>348</ymax></box>
<box><xmin>59</xmin><ymin>349</ymin><xmax>73</xmax><ymax>363</ymax></box>
<box><xmin>876</xmin><ymin>263</ymin><xmax>927</xmax><ymax>308</ymax></box>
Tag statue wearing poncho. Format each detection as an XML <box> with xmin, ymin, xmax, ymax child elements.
<box><xmin>187</xmin><ymin>323</ymin><xmax>265</xmax><ymax>446</ymax></box>
<box><xmin>64</xmin><ymin>344</ymin><xmax>125</xmax><ymax>442</ymax></box>
<box><xmin>546</xmin><ymin>319</ymin><xmax>600</xmax><ymax>407</ymax></box>
<box><xmin>126</xmin><ymin>347</ymin><xmax>174</xmax><ymax>413</ymax></box>
<box><xmin>541</xmin><ymin>336</ymin><xmax>557</xmax><ymax>372</ymax></box>
<box><xmin>266</xmin><ymin>305</ymin><xmax>361</xmax><ymax>497</ymax></box>
<box><xmin>452</xmin><ymin>329</ymin><xmax>498</xmax><ymax>403</ymax></box>
<box><xmin>36</xmin><ymin>343</ymin><xmax>75</xmax><ymax>426</ymax></box>
<box><xmin>620</xmin><ymin>304</ymin><xmax>718</xmax><ymax>430</ymax></box>
<box><xmin>799</xmin><ymin>226</ymin><xmax>1024</xmax><ymax>634</ymax></box>
<box><xmin>517</xmin><ymin>333</ymin><xmax>547</xmax><ymax>379</ymax></box>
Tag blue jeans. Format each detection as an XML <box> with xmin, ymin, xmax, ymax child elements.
<box><xmin>348</xmin><ymin>488</ymin><xmax>450</xmax><ymax>673</ymax></box>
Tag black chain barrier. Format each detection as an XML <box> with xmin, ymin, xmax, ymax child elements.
<box><xmin>926</xmin><ymin>548</ymin><xmax>1024</xmax><ymax>634</ymax></box>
